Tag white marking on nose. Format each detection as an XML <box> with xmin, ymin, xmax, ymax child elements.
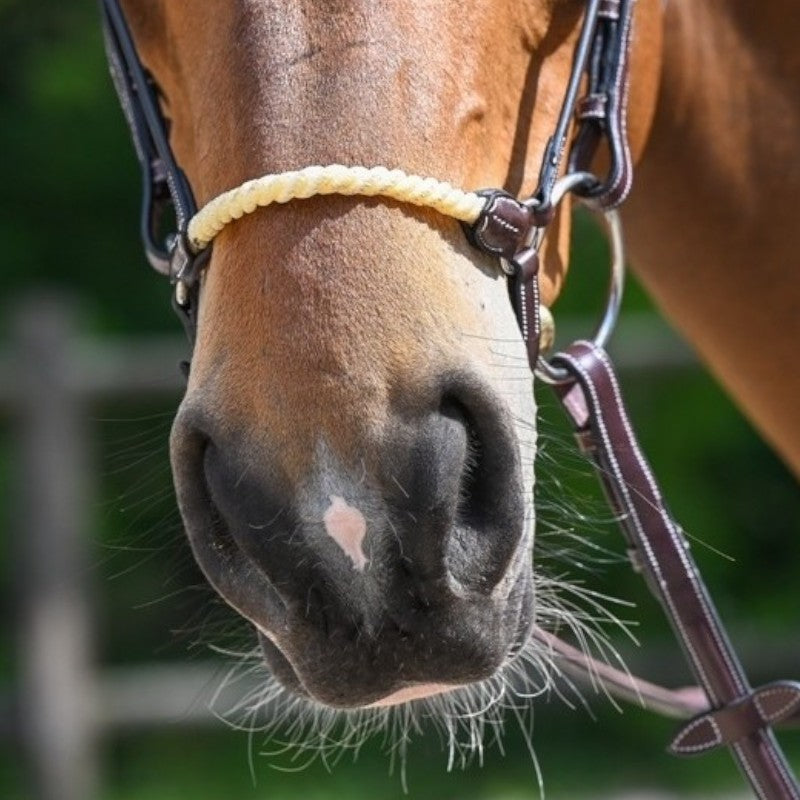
<box><xmin>323</xmin><ymin>495</ymin><xmax>368</xmax><ymax>571</ymax></box>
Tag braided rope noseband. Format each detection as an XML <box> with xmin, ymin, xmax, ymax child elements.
<box><xmin>187</xmin><ymin>164</ymin><xmax>486</xmax><ymax>251</ymax></box>
<box><xmin>183</xmin><ymin>164</ymin><xmax>588</xmax><ymax>356</ymax></box>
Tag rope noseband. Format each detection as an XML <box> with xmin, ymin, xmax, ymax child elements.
<box><xmin>187</xmin><ymin>165</ymin><xmax>486</xmax><ymax>250</ymax></box>
<box><xmin>185</xmin><ymin>164</ymin><xmax>586</xmax><ymax>377</ymax></box>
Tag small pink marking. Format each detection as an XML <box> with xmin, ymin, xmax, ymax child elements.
<box><xmin>323</xmin><ymin>495</ymin><xmax>368</xmax><ymax>571</ymax></box>
<box><xmin>368</xmin><ymin>683</ymin><xmax>455</xmax><ymax>708</ymax></box>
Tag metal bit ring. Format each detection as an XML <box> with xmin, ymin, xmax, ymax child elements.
<box><xmin>531</xmin><ymin>176</ymin><xmax>626</xmax><ymax>386</ymax></box>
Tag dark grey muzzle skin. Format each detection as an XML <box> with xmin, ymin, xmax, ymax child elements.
<box><xmin>170</xmin><ymin>378</ymin><xmax>533</xmax><ymax>708</ymax></box>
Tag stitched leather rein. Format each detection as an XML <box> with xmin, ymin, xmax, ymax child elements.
<box><xmin>99</xmin><ymin>1</ymin><xmax>800</xmax><ymax>796</ymax></box>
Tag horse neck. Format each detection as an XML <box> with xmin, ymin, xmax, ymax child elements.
<box><xmin>623</xmin><ymin>0</ymin><xmax>800</xmax><ymax>477</ymax></box>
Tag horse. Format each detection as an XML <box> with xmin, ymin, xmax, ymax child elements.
<box><xmin>104</xmin><ymin>0</ymin><xmax>800</xmax><ymax>788</ymax></box>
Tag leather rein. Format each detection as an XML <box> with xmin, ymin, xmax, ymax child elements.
<box><xmin>99</xmin><ymin>1</ymin><xmax>800</xmax><ymax>797</ymax></box>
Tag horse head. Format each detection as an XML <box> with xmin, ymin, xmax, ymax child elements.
<box><xmin>118</xmin><ymin>0</ymin><xmax>662</xmax><ymax>711</ymax></box>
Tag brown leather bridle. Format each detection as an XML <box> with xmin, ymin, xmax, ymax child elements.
<box><xmin>99</xmin><ymin>1</ymin><xmax>800</xmax><ymax>797</ymax></box>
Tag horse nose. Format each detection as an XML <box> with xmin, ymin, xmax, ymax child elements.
<box><xmin>178</xmin><ymin>374</ymin><xmax>525</xmax><ymax>601</ymax></box>
<box><xmin>170</xmin><ymin>374</ymin><xmax>530</xmax><ymax>704</ymax></box>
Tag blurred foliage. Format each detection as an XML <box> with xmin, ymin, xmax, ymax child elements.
<box><xmin>0</xmin><ymin>0</ymin><xmax>171</xmax><ymax>336</ymax></box>
<box><xmin>1</xmin><ymin>1</ymin><xmax>798</xmax><ymax>799</ymax></box>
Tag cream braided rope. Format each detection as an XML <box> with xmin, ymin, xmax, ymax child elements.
<box><xmin>187</xmin><ymin>164</ymin><xmax>486</xmax><ymax>251</ymax></box>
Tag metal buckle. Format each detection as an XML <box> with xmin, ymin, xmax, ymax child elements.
<box><xmin>169</xmin><ymin>232</ymin><xmax>210</xmax><ymax>311</ymax></box>
<box><xmin>167</xmin><ymin>232</ymin><xmax>194</xmax><ymax>282</ymax></box>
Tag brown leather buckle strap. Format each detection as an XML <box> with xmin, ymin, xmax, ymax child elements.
<box><xmin>569</xmin><ymin>0</ymin><xmax>636</xmax><ymax>208</ymax></box>
<box><xmin>550</xmin><ymin>340</ymin><xmax>800</xmax><ymax>800</ymax></box>
<box><xmin>100</xmin><ymin>0</ymin><xmax>201</xmax><ymax>279</ymax></box>
<box><xmin>464</xmin><ymin>191</ymin><xmax>543</xmax><ymax>370</ymax></box>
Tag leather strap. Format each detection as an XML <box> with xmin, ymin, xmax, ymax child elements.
<box><xmin>464</xmin><ymin>191</ymin><xmax>542</xmax><ymax>368</ymax></box>
<box><xmin>99</xmin><ymin>0</ymin><xmax>206</xmax><ymax>288</ymax></box>
<box><xmin>550</xmin><ymin>341</ymin><xmax>800</xmax><ymax>799</ymax></box>
<box><xmin>670</xmin><ymin>682</ymin><xmax>800</xmax><ymax>757</ymax></box>
<box><xmin>530</xmin><ymin>626</ymin><xmax>711</xmax><ymax>719</ymax></box>
<box><xmin>532</xmin><ymin>0</ymin><xmax>636</xmax><ymax>212</ymax></box>
<box><xmin>532</xmin><ymin>625</ymin><xmax>800</xmax><ymax>739</ymax></box>
<box><xmin>569</xmin><ymin>0</ymin><xmax>636</xmax><ymax>207</ymax></box>
<box><xmin>533</xmin><ymin>0</ymin><xmax>605</xmax><ymax>213</ymax></box>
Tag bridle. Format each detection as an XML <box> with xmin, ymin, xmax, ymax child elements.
<box><xmin>99</xmin><ymin>0</ymin><xmax>633</xmax><ymax>349</ymax></box>
<box><xmin>99</xmin><ymin>1</ymin><xmax>800</xmax><ymax>797</ymax></box>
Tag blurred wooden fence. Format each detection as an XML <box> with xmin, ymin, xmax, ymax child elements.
<box><xmin>1</xmin><ymin>292</ymin><xmax>790</xmax><ymax>800</ymax></box>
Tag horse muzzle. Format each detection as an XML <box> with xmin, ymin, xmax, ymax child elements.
<box><xmin>169</xmin><ymin>374</ymin><xmax>534</xmax><ymax>708</ymax></box>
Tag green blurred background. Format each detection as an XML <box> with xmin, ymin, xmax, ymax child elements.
<box><xmin>1</xmin><ymin>3</ymin><xmax>798</xmax><ymax>798</ymax></box>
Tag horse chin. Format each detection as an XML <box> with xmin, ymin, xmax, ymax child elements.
<box><xmin>257</xmin><ymin>623</ymin><xmax>460</xmax><ymax>708</ymax></box>
<box><xmin>252</xmin><ymin>568</ymin><xmax>536</xmax><ymax>711</ymax></box>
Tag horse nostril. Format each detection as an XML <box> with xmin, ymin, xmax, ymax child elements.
<box><xmin>440</xmin><ymin>395</ymin><xmax>486</xmax><ymax>528</ymax></box>
<box><xmin>439</xmin><ymin>394</ymin><xmax>484</xmax><ymax>522</ymax></box>
<box><xmin>439</xmin><ymin>389</ymin><xmax>519</xmax><ymax>527</ymax></box>
<box><xmin>435</xmin><ymin>384</ymin><xmax>526</xmax><ymax>593</ymax></box>
<box><xmin>169</xmin><ymin>420</ymin><xmax>290</xmax><ymax>629</ymax></box>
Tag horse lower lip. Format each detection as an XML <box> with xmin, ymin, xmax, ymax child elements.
<box><xmin>253</xmin><ymin>564</ymin><xmax>535</xmax><ymax>709</ymax></box>
<box><xmin>259</xmin><ymin>625</ymin><xmax>458</xmax><ymax>708</ymax></box>
<box><xmin>367</xmin><ymin>683</ymin><xmax>456</xmax><ymax>708</ymax></box>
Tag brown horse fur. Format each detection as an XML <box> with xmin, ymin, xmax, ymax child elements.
<box><xmin>625</xmin><ymin>0</ymin><xmax>800</xmax><ymax>477</ymax></box>
<box><xmin>119</xmin><ymin>0</ymin><xmax>799</xmax><ymax>708</ymax></box>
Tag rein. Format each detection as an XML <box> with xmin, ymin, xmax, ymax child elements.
<box><xmin>99</xmin><ymin>1</ymin><xmax>800</xmax><ymax>797</ymax></box>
